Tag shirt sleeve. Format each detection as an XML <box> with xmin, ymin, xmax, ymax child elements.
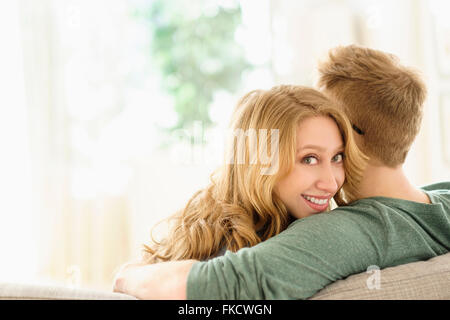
<box><xmin>186</xmin><ymin>210</ymin><xmax>384</xmax><ymax>299</ymax></box>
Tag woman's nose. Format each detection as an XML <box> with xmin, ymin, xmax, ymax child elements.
<box><xmin>316</xmin><ymin>165</ymin><xmax>340</xmax><ymax>193</ymax></box>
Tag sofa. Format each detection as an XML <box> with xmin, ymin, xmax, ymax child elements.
<box><xmin>310</xmin><ymin>252</ymin><xmax>450</xmax><ymax>299</ymax></box>
<box><xmin>1</xmin><ymin>253</ymin><xmax>449</xmax><ymax>300</ymax></box>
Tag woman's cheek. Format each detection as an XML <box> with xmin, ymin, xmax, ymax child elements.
<box><xmin>337</xmin><ymin>166</ymin><xmax>346</xmax><ymax>188</ymax></box>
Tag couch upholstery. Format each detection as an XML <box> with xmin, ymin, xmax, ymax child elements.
<box><xmin>0</xmin><ymin>282</ymin><xmax>136</xmax><ymax>300</ymax></box>
<box><xmin>310</xmin><ymin>252</ymin><xmax>450</xmax><ymax>300</ymax></box>
<box><xmin>1</xmin><ymin>253</ymin><xmax>449</xmax><ymax>300</ymax></box>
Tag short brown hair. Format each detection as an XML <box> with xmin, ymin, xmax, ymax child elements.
<box><xmin>317</xmin><ymin>45</ymin><xmax>427</xmax><ymax>167</ymax></box>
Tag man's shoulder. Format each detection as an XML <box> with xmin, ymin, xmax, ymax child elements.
<box><xmin>421</xmin><ymin>181</ymin><xmax>450</xmax><ymax>192</ymax></box>
<box><xmin>286</xmin><ymin>202</ymin><xmax>381</xmax><ymax>232</ymax></box>
<box><xmin>284</xmin><ymin>197</ymin><xmax>409</xmax><ymax>236</ymax></box>
<box><xmin>329</xmin><ymin>198</ymin><xmax>389</xmax><ymax>217</ymax></box>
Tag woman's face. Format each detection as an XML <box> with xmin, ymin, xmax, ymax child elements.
<box><xmin>274</xmin><ymin>116</ymin><xmax>345</xmax><ymax>219</ymax></box>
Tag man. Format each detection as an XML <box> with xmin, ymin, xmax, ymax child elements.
<box><xmin>113</xmin><ymin>45</ymin><xmax>450</xmax><ymax>299</ymax></box>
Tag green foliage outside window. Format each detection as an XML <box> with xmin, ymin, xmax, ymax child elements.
<box><xmin>133</xmin><ymin>0</ymin><xmax>252</xmax><ymax>143</ymax></box>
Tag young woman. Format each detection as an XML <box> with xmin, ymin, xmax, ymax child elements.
<box><xmin>141</xmin><ymin>85</ymin><xmax>368</xmax><ymax>264</ymax></box>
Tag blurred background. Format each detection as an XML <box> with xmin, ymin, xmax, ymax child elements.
<box><xmin>0</xmin><ymin>0</ymin><xmax>449</xmax><ymax>291</ymax></box>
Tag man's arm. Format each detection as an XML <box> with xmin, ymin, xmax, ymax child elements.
<box><xmin>114</xmin><ymin>209</ymin><xmax>385</xmax><ymax>300</ymax></box>
<box><xmin>187</xmin><ymin>211</ymin><xmax>384</xmax><ymax>299</ymax></box>
<box><xmin>113</xmin><ymin>260</ymin><xmax>197</xmax><ymax>299</ymax></box>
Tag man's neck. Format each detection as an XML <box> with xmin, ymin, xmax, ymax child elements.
<box><xmin>357</xmin><ymin>162</ymin><xmax>430</xmax><ymax>204</ymax></box>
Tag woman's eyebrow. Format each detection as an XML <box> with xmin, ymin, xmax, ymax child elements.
<box><xmin>297</xmin><ymin>145</ymin><xmax>344</xmax><ymax>154</ymax></box>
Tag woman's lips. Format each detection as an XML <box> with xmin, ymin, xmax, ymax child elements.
<box><xmin>301</xmin><ymin>194</ymin><xmax>330</xmax><ymax>212</ymax></box>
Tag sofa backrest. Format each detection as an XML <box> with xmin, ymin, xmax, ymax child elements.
<box><xmin>310</xmin><ymin>252</ymin><xmax>450</xmax><ymax>300</ymax></box>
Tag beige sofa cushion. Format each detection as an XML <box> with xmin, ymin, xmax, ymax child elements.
<box><xmin>310</xmin><ymin>253</ymin><xmax>450</xmax><ymax>300</ymax></box>
<box><xmin>0</xmin><ymin>282</ymin><xmax>137</xmax><ymax>300</ymax></box>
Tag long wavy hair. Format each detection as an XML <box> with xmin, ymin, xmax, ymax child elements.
<box><xmin>142</xmin><ymin>85</ymin><xmax>368</xmax><ymax>263</ymax></box>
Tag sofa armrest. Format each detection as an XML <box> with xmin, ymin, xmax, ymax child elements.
<box><xmin>0</xmin><ymin>282</ymin><xmax>137</xmax><ymax>300</ymax></box>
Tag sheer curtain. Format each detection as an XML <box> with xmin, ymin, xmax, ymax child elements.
<box><xmin>0</xmin><ymin>0</ymin><xmax>37</xmax><ymax>282</ymax></box>
<box><xmin>17</xmin><ymin>0</ymin><xmax>136</xmax><ymax>289</ymax></box>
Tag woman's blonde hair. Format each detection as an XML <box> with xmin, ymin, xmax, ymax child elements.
<box><xmin>143</xmin><ymin>85</ymin><xmax>367</xmax><ymax>263</ymax></box>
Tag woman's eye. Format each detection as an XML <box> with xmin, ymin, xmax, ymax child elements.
<box><xmin>302</xmin><ymin>156</ymin><xmax>318</xmax><ymax>165</ymax></box>
<box><xmin>333</xmin><ymin>153</ymin><xmax>344</xmax><ymax>163</ymax></box>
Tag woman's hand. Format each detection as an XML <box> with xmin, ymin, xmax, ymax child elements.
<box><xmin>113</xmin><ymin>260</ymin><xmax>198</xmax><ymax>299</ymax></box>
<box><xmin>112</xmin><ymin>261</ymin><xmax>144</xmax><ymax>296</ymax></box>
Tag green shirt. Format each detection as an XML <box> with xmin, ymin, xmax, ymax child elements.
<box><xmin>186</xmin><ymin>181</ymin><xmax>450</xmax><ymax>299</ymax></box>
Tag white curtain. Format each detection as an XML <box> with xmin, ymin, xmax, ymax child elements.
<box><xmin>16</xmin><ymin>0</ymin><xmax>134</xmax><ymax>289</ymax></box>
<box><xmin>0</xmin><ymin>0</ymin><xmax>36</xmax><ymax>282</ymax></box>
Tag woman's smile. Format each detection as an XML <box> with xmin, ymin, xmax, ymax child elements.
<box><xmin>301</xmin><ymin>194</ymin><xmax>331</xmax><ymax>212</ymax></box>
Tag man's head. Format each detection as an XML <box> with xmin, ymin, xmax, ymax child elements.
<box><xmin>317</xmin><ymin>45</ymin><xmax>427</xmax><ymax>167</ymax></box>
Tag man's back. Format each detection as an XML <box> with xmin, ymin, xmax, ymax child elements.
<box><xmin>187</xmin><ymin>182</ymin><xmax>450</xmax><ymax>299</ymax></box>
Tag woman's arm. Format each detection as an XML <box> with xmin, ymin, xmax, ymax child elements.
<box><xmin>113</xmin><ymin>260</ymin><xmax>198</xmax><ymax>299</ymax></box>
